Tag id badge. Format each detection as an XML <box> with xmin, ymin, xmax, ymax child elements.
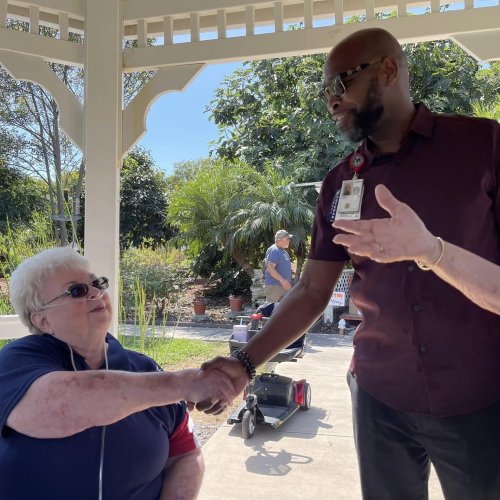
<box><xmin>335</xmin><ymin>179</ymin><xmax>364</xmax><ymax>220</ymax></box>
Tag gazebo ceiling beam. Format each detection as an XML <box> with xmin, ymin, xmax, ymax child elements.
<box><xmin>9</xmin><ymin>0</ymin><xmax>84</xmax><ymax>18</ymax></box>
<box><xmin>124</xmin><ymin>0</ymin><xmax>284</xmax><ymax>21</ymax></box>
<box><xmin>7</xmin><ymin>4</ymin><xmax>84</xmax><ymax>33</ymax></box>
<box><xmin>0</xmin><ymin>25</ymin><xmax>84</xmax><ymax>66</ymax></box>
<box><xmin>123</xmin><ymin>0</ymin><xmax>434</xmax><ymax>36</ymax></box>
<box><xmin>123</xmin><ymin>7</ymin><xmax>500</xmax><ymax>72</ymax></box>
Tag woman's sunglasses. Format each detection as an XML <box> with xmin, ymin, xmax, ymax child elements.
<box><xmin>42</xmin><ymin>277</ymin><xmax>109</xmax><ymax>308</ymax></box>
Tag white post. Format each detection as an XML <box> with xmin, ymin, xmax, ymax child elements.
<box><xmin>84</xmin><ymin>0</ymin><xmax>122</xmax><ymax>336</ymax></box>
<box><xmin>334</xmin><ymin>0</ymin><xmax>344</xmax><ymax>25</ymax></box>
<box><xmin>0</xmin><ymin>0</ymin><xmax>7</xmax><ymax>28</ymax></box>
<box><xmin>274</xmin><ymin>1</ymin><xmax>283</xmax><ymax>32</ymax></box>
<box><xmin>304</xmin><ymin>0</ymin><xmax>313</xmax><ymax>29</ymax></box>
<box><xmin>163</xmin><ymin>16</ymin><xmax>173</xmax><ymax>45</ymax></box>
<box><xmin>191</xmin><ymin>13</ymin><xmax>200</xmax><ymax>42</ymax></box>
<box><xmin>29</xmin><ymin>5</ymin><xmax>40</xmax><ymax>34</ymax></box>
<box><xmin>246</xmin><ymin>6</ymin><xmax>255</xmax><ymax>36</ymax></box>
<box><xmin>137</xmin><ymin>18</ymin><xmax>147</xmax><ymax>47</ymax></box>
<box><xmin>365</xmin><ymin>0</ymin><xmax>375</xmax><ymax>21</ymax></box>
<box><xmin>59</xmin><ymin>12</ymin><xmax>69</xmax><ymax>40</ymax></box>
<box><xmin>217</xmin><ymin>9</ymin><xmax>226</xmax><ymax>39</ymax></box>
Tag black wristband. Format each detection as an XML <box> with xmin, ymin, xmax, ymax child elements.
<box><xmin>231</xmin><ymin>349</ymin><xmax>257</xmax><ymax>381</ymax></box>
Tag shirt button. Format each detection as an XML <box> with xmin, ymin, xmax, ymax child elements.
<box><xmin>412</xmin><ymin>304</ymin><xmax>421</xmax><ymax>312</ymax></box>
<box><xmin>419</xmin><ymin>344</ymin><xmax>427</xmax><ymax>353</ymax></box>
<box><xmin>407</xmin><ymin>264</ymin><xmax>415</xmax><ymax>272</ymax></box>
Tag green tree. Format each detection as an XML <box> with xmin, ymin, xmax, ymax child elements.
<box><xmin>0</xmin><ymin>20</ymin><xmax>154</xmax><ymax>246</ymax></box>
<box><xmin>120</xmin><ymin>147</ymin><xmax>174</xmax><ymax>249</ymax></box>
<box><xmin>207</xmin><ymin>55</ymin><xmax>351</xmax><ymax>182</ymax></box>
<box><xmin>404</xmin><ymin>40</ymin><xmax>483</xmax><ymax>114</ymax></box>
<box><xmin>167</xmin><ymin>158</ymin><xmax>313</xmax><ymax>279</ymax></box>
<box><xmin>0</xmin><ymin>162</ymin><xmax>48</xmax><ymax>233</ymax></box>
<box><xmin>207</xmin><ymin>40</ymin><xmax>500</xmax><ymax>182</ymax></box>
<box><xmin>222</xmin><ymin>163</ymin><xmax>314</xmax><ymax>278</ymax></box>
<box><xmin>471</xmin><ymin>97</ymin><xmax>500</xmax><ymax>121</ymax></box>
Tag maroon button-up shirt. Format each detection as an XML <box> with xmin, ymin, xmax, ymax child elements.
<box><xmin>309</xmin><ymin>104</ymin><xmax>500</xmax><ymax>416</ymax></box>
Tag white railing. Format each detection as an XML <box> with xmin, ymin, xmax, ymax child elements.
<box><xmin>0</xmin><ymin>315</ymin><xmax>30</xmax><ymax>340</ymax></box>
<box><xmin>1</xmin><ymin>0</ymin><xmax>498</xmax><ymax>52</ymax></box>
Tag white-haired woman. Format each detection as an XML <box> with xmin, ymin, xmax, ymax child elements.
<box><xmin>0</xmin><ymin>247</ymin><xmax>233</xmax><ymax>500</ymax></box>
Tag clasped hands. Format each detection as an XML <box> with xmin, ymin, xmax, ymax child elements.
<box><xmin>186</xmin><ymin>356</ymin><xmax>250</xmax><ymax>415</ymax></box>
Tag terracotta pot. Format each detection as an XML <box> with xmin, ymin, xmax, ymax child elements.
<box><xmin>229</xmin><ymin>296</ymin><xmax>243</xmax><ymax>312</ymax></box>
<box><xmin>193</xmin><ymin>297</ymin><xmax>206</xmax><ymax>315</ymax></box>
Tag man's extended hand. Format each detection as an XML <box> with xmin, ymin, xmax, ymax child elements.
<box><xmin>332</xmin><ymin>184</ymin><xmax>439</xmax><ymax>265</ymax></box>
<box><xmin>181</xmin><ymin>368</ymin><xmax>236</xmax><ymax>415</ymax></box>
<box><xmin>195</xmin><ymin>356</ymin><xmax>249</xmax><ymax>414</ymax></box>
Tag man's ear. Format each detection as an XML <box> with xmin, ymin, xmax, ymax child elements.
<box><xmin>31</xmin><ymin>311</ymin><xmax>52</xmax><ymax>333</ymax></box>
<box><xmin>381</xmin><ymin>57</ymin><xmax>398</xmax><ymax>87</ymax></box>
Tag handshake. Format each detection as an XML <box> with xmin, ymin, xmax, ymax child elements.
<box><xmin>180</xmin><ymin>355</ymin><xmax>251</xmax><ymax>414</ymax></box>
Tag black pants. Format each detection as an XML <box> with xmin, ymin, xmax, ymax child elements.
<box><xmin>347</xmin><ymin>371</ymin><xmax>500</xmax><ymax>500</ymax></box>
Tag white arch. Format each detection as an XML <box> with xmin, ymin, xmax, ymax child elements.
<box><xmin>122</xmin><ymin>63</ymin><xmax>204</xmax><ymax>156</ymax></box>
<box><xmin>0</xmin><ymin>49</ymin><xmax>84</xmax><ymax>150</ymax></box>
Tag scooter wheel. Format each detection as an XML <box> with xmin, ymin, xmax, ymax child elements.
<box><xmin>300</xmin><ymin>383</ymin><xmax>312</xmax><ymax>410</ymax></box>
<box><xmin>241</xmin><ymin>409</ymin><xmax>256</xmax><ymax>439</ymax></box>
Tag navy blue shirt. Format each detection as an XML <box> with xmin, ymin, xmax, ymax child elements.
<box><xmin>309</xmin><ymin>105</ymin><xmax>500</xmax><ymax>417</ymax></box>
<box><xmin>0</xmin><ymin>334</ymin><xmax>187</xmax><ymax>500</ymax></box>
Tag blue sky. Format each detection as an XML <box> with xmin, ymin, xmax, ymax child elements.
<box><xmin>137</xmin><ymin>0</ymin><xmax>497</xmax><ymax>176</ymax></box>
<box><xmin>138</xmin><ymin>62</ymin><xmax>242</xmax><ymax>175</ymax></box>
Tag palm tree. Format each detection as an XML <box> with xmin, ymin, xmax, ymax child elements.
<box><xmin>471</xmin><ymin>98</ymin><xmax>500</xmax><ymax>121</ymax></box>
<box><xmin>167</xmin><ymin>159</ymin><xmax>315</xmax><ymax>280</ymax></box>
<box><xmin>221</xmin><ymin>164</ymin><xmax>315</xmax><ymax>279</ymax></box>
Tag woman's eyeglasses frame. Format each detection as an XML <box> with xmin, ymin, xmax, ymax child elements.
<box><xmin>41</xmin><ymin>276</ymin><xmax>109</xmax><ymax>308</ymax></box>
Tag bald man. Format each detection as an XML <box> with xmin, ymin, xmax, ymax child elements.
<box><xmin>201</xmin><ymin>28</ymin><xmax>500</xmax><ymax>499</ymax></box>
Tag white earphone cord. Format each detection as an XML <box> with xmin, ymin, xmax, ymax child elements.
<box><xmin>68</xmin><ymin>342</ymin><xmax>108</xmax><ymax>500</ymax></box>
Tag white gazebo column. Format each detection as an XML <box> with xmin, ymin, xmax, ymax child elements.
<box><xmin>84</xmin><ymin>0</ymin><xmax>123</xmax><ymax>335</ymax></box>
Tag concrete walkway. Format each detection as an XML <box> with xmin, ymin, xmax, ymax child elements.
<box><xmin>191</xmin><ymin>329</ymin><xmax>443</xmax><ymax>500</ymax></box>
<box><xmin>123</xmin><ymin>324</ymin><xmax>444</xmax><ymax>499</ymax></box>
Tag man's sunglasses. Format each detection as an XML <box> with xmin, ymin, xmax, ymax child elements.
<box><xmin>42</xmin><ymin>277</ymin><xmax>109</xmax><ymax>307</ymax></box>
<box><xmin>318</xmin><ymin>58</ymin><xmax>383</xmax><ymax>102</ymax></box>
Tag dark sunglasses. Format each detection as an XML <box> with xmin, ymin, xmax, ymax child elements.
<box><xmin>318</xmin><ymin>58</ymin><xmax>384</xmax><ymax>102</ymax></box>
<box><xmin>42</xmin><ymin>277</ymin><xmax>109</xmax><ymax>307</ymax></box>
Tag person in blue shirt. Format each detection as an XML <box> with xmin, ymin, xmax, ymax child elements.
<box><xmin>264</xmin><ymin>230</ymin><xmax>293</xmax><ymax>303</ymax></box>
<box><xmin>0</xmin><ymin>246</ymin><xmax>233</xmax><ymax>500</ymax></box>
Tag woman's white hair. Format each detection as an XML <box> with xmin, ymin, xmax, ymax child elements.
<box><xmin>9</xmin><ymin>247</ymin><xmax>90</xmax><ymax>334</ymax></box>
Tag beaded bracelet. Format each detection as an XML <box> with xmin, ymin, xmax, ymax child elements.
<box><xmin>231</xmin><ymin>349</ymin><xmax>257</xmax><ymax>381</ymax></box>
<box><xmin>415</xmin><ymin>237</ymin><xmax>445</xmax><ymax>271</ymax></box>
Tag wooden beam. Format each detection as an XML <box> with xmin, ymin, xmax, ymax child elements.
<box><xmin>0</xmin><ymin>26</ymin><xmax>84</xmax><ymax>66</ymax></box>
<box><xmin>124</xmin><ymin>7</ymin><xmax>500</xmax><ymax>71</ymax></box>
<box><xmin>9</xmin><ymin>0</ymin><xmax>84</xmax><ymax>18</ymax></box>
<box><xmin>59</xmin><ymin>12</ymin><xmax>69</xmax><ymax>40</ymax></box>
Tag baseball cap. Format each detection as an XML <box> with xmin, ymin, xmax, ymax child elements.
<box><xmin>275</xmin><ymin>230</ymin><xmax>293</xmax><ymax>242</ymax></box>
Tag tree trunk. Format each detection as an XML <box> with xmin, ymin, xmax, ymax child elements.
<box><xmin>232</xmin><ymin>248</ymin><xmax>254</xmax><ymax>276</ymax></box>
<box><xmin>294</xmin><ymin>240</ymin><xmax>307</xmax><ymax>281</ymax></box>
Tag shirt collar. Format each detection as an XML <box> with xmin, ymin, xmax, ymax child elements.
<box><xmin>352</xmin><ymin>103</ymin><xmax>433</xmax><ymax>167</ymax></box>
<box><xmin>410</xmin><ymin>103</ymin><xmax>434</xmax><ymax>139</ymax></box>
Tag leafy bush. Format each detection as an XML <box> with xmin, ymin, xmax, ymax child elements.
<box><xmin>0</xmin><ymin>214</ymin><xmax>56</xmax><ymax>279</ymax></box>
<box><xmin>192</xmin><ymin>244</ymin><xmax>252</xmax><ymax>297</ymax></box>
<box><xmin>120</xmin><ymin>246</ymin><xmax>187</xmax><ymax>317</ymax></box>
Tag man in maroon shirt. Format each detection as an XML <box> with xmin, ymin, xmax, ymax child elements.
<box><xmin>201</xmin><ymin>28</ymin><xmax>500</xmax><ymax>499</ymax></box>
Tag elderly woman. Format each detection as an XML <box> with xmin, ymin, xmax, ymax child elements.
<box><xmin>0</xmin><ymin>247</ymin><xmax>234</xmax><ymax>500</ymax></box>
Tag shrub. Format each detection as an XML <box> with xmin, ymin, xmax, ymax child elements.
<box><xmin>120</xmin><ymin>246</ymin><xmax>187</xmax><ymax>318</ymax></box>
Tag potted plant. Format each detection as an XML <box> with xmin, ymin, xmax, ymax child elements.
<box><xmin>229</xmin><ymin>293</ymin><xmax>244</xmax><ymax>312</ymax></box>
<box><xmin>193</xmin><ymin>295</ymin><xmax>206</xmax><ymax>315</ymax></box>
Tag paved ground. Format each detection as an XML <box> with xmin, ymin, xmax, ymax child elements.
<box><xmin>133</xmin><ymin>324</ymin><xmax>445</xmax><ymax>500</ymax></box>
